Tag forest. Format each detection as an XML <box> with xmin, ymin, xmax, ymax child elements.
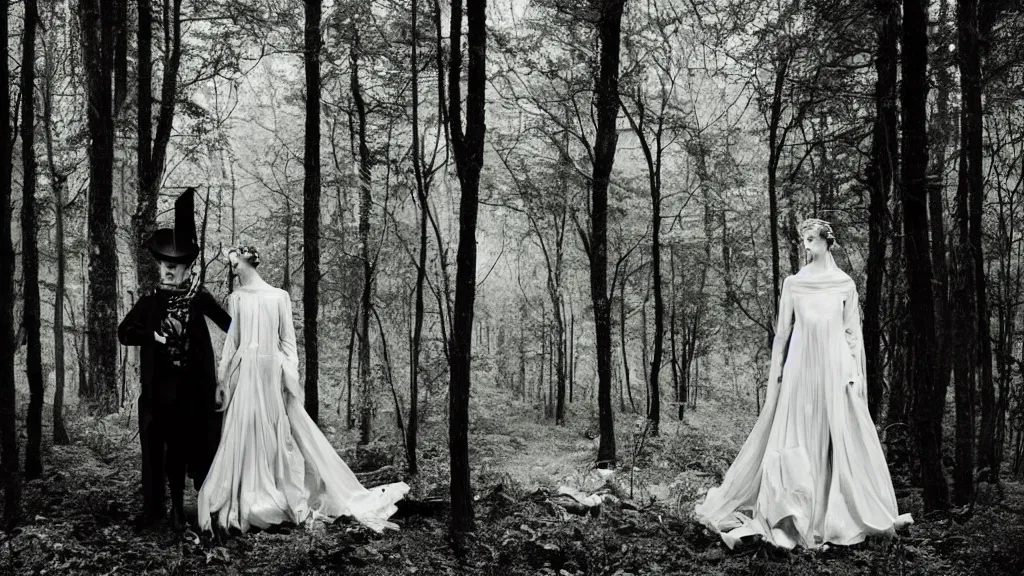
<box><xmin>2</xmin><ymin>0</ymin><xmax>1024</xmax><ymax>574</ymax></box>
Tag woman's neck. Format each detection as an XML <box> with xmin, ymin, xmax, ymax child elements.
<box><xmin>805</xmin><ymin>254</ymin><xmax>831</xmax><ymax>272</ymax></box>
<box><xmin>237</xmin><ymin>270</ymin><xmax>263</xmax><ymax>287</ymax></box>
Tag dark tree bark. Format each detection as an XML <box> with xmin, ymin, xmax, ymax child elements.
<box><xmin>302</xmin><ymin>0</ymin><xmax>322</xmax><ymax>423</ymax></box>
<box><xmin>865</xmin><ymin>0</ymin><xmax>899</xmax><ymax>421</ymax></box>
<box><xmin>901</xmin><ymin>0</ymin><xmax>950</xmax><ymax>511</ymax></box>
<box><xmin>619</xmin><ymin>273</ymin><xmax>636</xmax><ymax>412</ymax></box>
<box><xmin>669</xmin><ymin>248</ymin><xmax>682</xmax><ymax>420</ymax></box>
<box><xmin>569</xmin><ymin>310</ymin><xmax>575</xmax><ymax>403</ymax></box>
<box><xmin>950</xmin><ymin>0</ymin><xmax>981</xmax><ymax>506</ymax></box>
<box><xmin>282</xmin><ymin>199</ymin><xmax>292</xmax><ymax>293</ymax></box>
<box><xmin>967</xmin><ymin>0</ymin><xmax>995</xmax><ymax>483</ymax></box>
<box><xmin>766</xmin><ymin>49</ymin><xmax>792</xmax><ymax>311</ymax></box>
<box><xmin>539</xmin><ymin>319</ymin><xmax>547</xmax><ymax>409</ymax></box>
<box><xmin>647</xmin><ymin>109</ymin><xmax>663</xmax><ymax>430</ymax></box>
<box><xmin>589</xmin><ymin>0</ymin><xmax>627</xmax><ymax>468</ymax></box>
<box><xmin>135</xmin><ymin>0</ymin><xmax>184</xmax><ymax>290</ymax></box>
<box><xmin>42</xmin><ymin>27</ymin><xmax>70</xmax><ymax>446</ymax></box>
<box><xmin>408</xmin><ymin>0</ymin><xmax>427</xmax><ymax>475</ymax></box>
<box><xmin>345</xmin><ymin>311</ymin><xmax>357</xmax><ymax>429</ymax></box>
<box><xmin>81</xmin><ymin>0</ymin><xmax>121</xmax><ymax>413</ymax></box>
<box><xmin>113</xmin><ymin>0</ymin><xmax>127</xmax><ymax>115</ymax></box>
<box><xmin>22</xmin><ymin>0</ymin><xmax>44</xmax><ymax>480</ymax></box>
<box><xmin>136</xmin><ymin>0</ymin><xmax>154</xmax><ymax>287</ymax></box>
<box><xmin>551</xmin><ymin>215</ymin><xmax>567</xmax><ymax>424</ymax></box>
<box><xmin>883</xmin><ymin>194</ymin><xmax>915</xmax><ymax>480</ymax></box>
<box><xmin>621</xmin><ymin>90</ymin><xmax>665</xmax><ymax>437</ymax></box>
<box><xmin>1</xmin><ymin>0</ymin><xmax>22</xmax><ymax>529</ymax></box>
<box><xmin>519</xmin><ymin>320</ymin><xmax>527</xmax><ymax>400</ymax></box>
<box><xmin>447</xmin><ymin>0</ymin><xmax>486</xmax><ymax>535</ymax></box>
<box><xmin>929</xmin><ymin>0</ymin><xmax>954</xmax><ymax>426</ymax></box>
<box><xmin>351</xmin><ymin>23</ymin><xmax>374</xmax><ymax>445</ymax></box>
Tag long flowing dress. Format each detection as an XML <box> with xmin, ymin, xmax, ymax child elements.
<box><xmin>197</xmin><ymin>280</ymin><xmax>409</xmax><ymax>533</ymax></box>
<box><xmin>694</xmin><ymin>255</ymin><xmax>912</xmax><ymax>549</ymax></box>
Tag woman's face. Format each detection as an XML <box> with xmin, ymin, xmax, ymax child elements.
<box><xmin>228</xmin><ymin>251</ymin><xmax>246</xmax><ymax>272</ymax></box>
<box><xmin>802</xmin><ymin>229</ymin><xmax>829</xmax><ymax>259</ymax></box>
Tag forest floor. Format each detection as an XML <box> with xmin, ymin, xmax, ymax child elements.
<box><xmin>2</xmin><ymin>384</ymin><xmax>1024</xmax><ymax>575</ymax></box>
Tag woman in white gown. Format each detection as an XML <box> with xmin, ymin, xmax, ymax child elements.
<box><xmin>694</xmin><ymin>219</ymin><xmax>912</xmax><ymax>549</ymax></box>
<box><xmin>198</xmin><ymin>246</ymin><xmax>409</xmax><ymax>534</ymax></box>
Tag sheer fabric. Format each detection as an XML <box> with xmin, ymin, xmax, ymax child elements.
<box><xmin>694</xmin><ymin>253</ymin><xmax>912</xmax><ymax>549</ymax></box>
<box><xmin>197</xmin><ymin>280</ymin><xmax>409</xmax><ymax>533</ymax></box>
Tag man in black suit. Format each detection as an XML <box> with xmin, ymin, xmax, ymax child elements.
<box><xmin>118</xmin><ymin>188</ymin><xmax>230</xmax><ymax>531</ymax></box>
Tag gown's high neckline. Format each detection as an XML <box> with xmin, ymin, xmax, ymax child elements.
<box><xmin>792</xmin><ymin>252</ymin><xmax>853</xmax><ymax>291</ymax></box>
<box><xmin>235</xmin><ymin>277</ymin><xmax>273</xmax><ymax>292</ymax></box>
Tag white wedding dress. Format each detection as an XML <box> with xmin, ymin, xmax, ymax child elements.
<box><xmin>694</xmin><ymin>253</ymin><xmax>912</xmax><ymax>549</ymax></box>
<box><xmin>197</xmin><ymin>279</ymin><xmax>409</xmax><ymax>533</ymax></box>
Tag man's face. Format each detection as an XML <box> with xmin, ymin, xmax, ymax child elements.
<box><xmin>157</xmin><ymin>260</ymin><xmax>189</xmax><ymax>285</ymax></box>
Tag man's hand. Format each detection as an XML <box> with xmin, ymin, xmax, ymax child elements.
<box><xmin>153</xmin><ymin>331</ymin><xmax>167</xmax><ymax>344</ymax></box>
<box><xmin>160</xmin><ymin>317</ymin><xmax>184</xmax><ymax>337</ymax></box>
<box><xmin>215</xmin><ymin>385</ymin><xmax>228</xmax><ymax>411</ymax></box>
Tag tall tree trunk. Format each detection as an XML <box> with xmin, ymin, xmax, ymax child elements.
<box><xmin>950</xmin><ymin>0</ymin><xmax>980</xmax><ymax>507</ymax></box>
<box><xmin>352</xmin><ymin>24</ymin><xmax>374</xmax><ymax>445</ymax></box>
<box><xmin>884</xmin><ymin>200</ymin><xmax>914</xmax><ymax>479</ymax></box>
<box><xmin>81</xmin><ymin>0</ymin><xmax>120</xmax><ymax>413</ymax></box>
<box><xmin>136</xmin><ymin>0</ymin><xmax>154</xmax><ymax>287</ymax></box>
<box><xmin>929</xmin><ymin>0</ymin><xmax>954</xmax><ymax>427</ymax></box>
<box><xmin>648</xmin><ymin>179</ymin><xmax>663</xmax><ymax>436</ymax></box>
<box><xmin>569</xmin><ymin>310</ymin><xmax>575</xmax><ymax>403</ymax></box>
<box><xmin>992</xmin><ymin>158</ymin><xmax>1020</xmax><ymax>484</ymax></box>
<box><xmin>865</xmin><ymin>0</ymin><xmax>899</xmax><ymax>421</ymax></box>
<box><xmin>22</xmin><ymin>0</ymin><xmax>44</xmax><ymax>480</ymax></box>
<box><xmin>43</xmin><ymin>29</ymin><xmax>70</xmax><ymax>446</ymax></box>
<box><xmin>623</xmin><ymin>95</ymin><xmax>665</xmax><ymax>437</ymax></box>
<box><xmin>550</xmin><ymin>268</ymin><xmax>566</xmax><ymax>424</ymax></box>
<box><xmin>281</xmin><ymin>199</ymin><xmax>292</xmax><ymax>293</ymax></box>
<box><xmin>1</xmin><ymin>0</ymin><xmax>22</xmax><ymax>529</ymax></box>
<box><xmin>408</xmin><ymin>0</ymin><xmax>428</xmax><ymax>475</ymax></box>
<box><xmin>447</xmin><ymin>0</ymin><xmax>486</xmax><ymax>535</ymax></box>
<box><xmin>345</xmin><ymin>311</ymin><xmax>357</xmax><ymax>428</ymax></box>
<box><xmin>966</xmin><ymin>0</ymin><xmax>995</xmax><ymax>483</ymax></box>
<box><xmin>901</xmin><ymin>0</ymin><xmax>950</xmax><ymax>511</ymax></box>
<box><xmin>303</xmin><ymin>0</ymin><xmax>322</xmax><ymax>423</ymax></box>
<box><xmin>669</xmin><ymin>247</ymin><xmax>682</xmax><ymax>420</ymax></box>
<box><xmin>642</xmin><ymin>287</ymin><xmax>650</xmax><ymax>414</ymax></box>
<box><xmin>552</xmin><ymin>248</ymin><xmax>567</xmax><ymax>424</ymax></box>
<box><xmin>590</xmin><ymin>0</ymin><xmax>626</xmax><ymax>468</ymax></box>
<box><xmin>113</xmin><ymin>0</ymin><xmax>127</xmax><ymax>115</ymax></box>
<box><xmin>767</xmin><ymin>49</ymin><xmax>791</xmax><ymax>311</ymax></box>
<box><xmin>519</xmin><ymin>320</ymin><xmax>527</xmax><ymax>400</ymax></box>
<box><xmin>549</xmin><ymin>329</ymin><xmax>555</xmax><ymax>416</ymax></box>
<box><xmin>619</xmin><ymin>274</ymin><xmax>636</xmax><ymax>412</ymax></box>
<box><xmin>136</xmin><ymin>0</ymin><xmax>183</xmax><ymax>291</ymax></box>
<box><xmin>539</xmin><ymin>321</ymin><xmax>546</xmax><ymax>407</ymax></box>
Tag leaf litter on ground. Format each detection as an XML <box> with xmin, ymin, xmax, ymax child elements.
<box><xmin>2</xmin><ymin>393</ymin><xmax>1024</xmax><ymax>575</ymax></box>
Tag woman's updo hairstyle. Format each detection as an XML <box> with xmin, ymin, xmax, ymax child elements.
<box><xmin>798</xmin><ymin>218</ymin><xmax>836</xmax><ymax>250</ymax></box>
<box><xmin>229</xmin><ymin>245</ymin><xmax>261</xmax><ymax>268</ymax></box>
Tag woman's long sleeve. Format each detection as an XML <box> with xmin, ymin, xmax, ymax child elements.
<box><xmin>218</xmin><ymin>294</ymin><xmax>240</xmax><ymax>387</ymax></box>
<box><xmin>279</xmin><ymin>293</ymin><xmax>303</xmax><ymax>402</ymax></box>
<box><xmin>843</xmin><ymin>284</ymin><xmax>867</xmax><ymax>398</ymax></box>
<box><xmin>197</xmin><ymin>288</ymin><xmax>232</xmax><ymax>333</ymax></box>
<box><xmin>765</xmin><ymin>277</ymin><xmax>795</xmax><ymax>406</ymax></box>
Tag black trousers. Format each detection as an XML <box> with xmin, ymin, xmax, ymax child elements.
<box><xmin>139</xmin><ymin>399</ymin><xmax>188</xmax><ymax>517</ymax></box>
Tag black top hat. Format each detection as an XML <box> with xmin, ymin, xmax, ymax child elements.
<box><xmin>146</xmin><ymin>188</ymin><xmax>199</xmax><ymax>264</ymax></box>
